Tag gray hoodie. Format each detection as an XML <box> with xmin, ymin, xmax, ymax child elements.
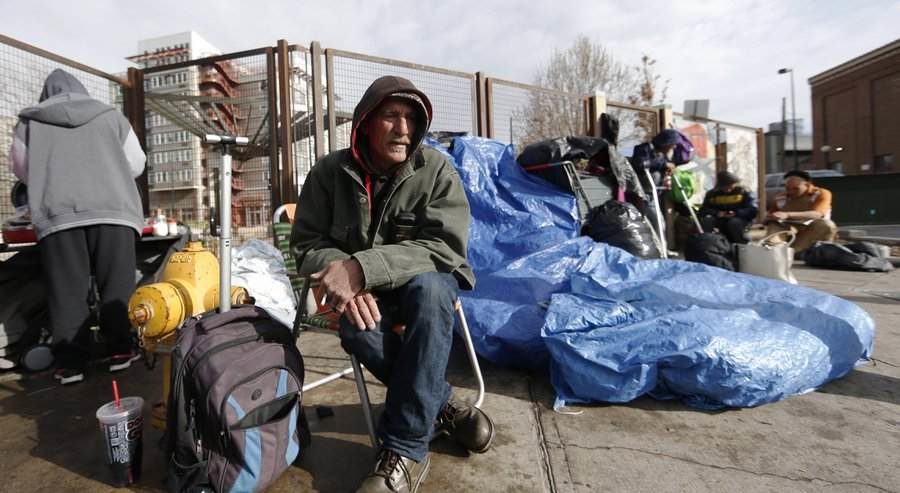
<box><xmin>10</xmin><ymin>69</ymin><xmax>146</xmax><ymax>239</ymax></box>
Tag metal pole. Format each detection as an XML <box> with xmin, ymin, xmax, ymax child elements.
<box><xmin>781</xmin><ymin>97</ymin><xmax>787</xmax><ymax>172</ymax></box>
<box><xmin>790</xmin><ymin>70</ymin><xmax>798</xmax><ymax>170</ymax></box>
<box><xmin>205</xmin><ymin>134</ymin><xmax>249</xmax><ymax>313</ymax></box>
<box><xmin>219</xmin><ymin>146</ymin><xmax>232</xmax><ymax>313</ymax></box>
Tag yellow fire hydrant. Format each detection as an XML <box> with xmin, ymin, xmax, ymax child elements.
<box><xmin>128</xmin><ymin>239</ymin><xmax>250</xmax><ymax>430</ymax></box>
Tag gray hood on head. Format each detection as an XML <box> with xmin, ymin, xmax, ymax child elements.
<box><xmin>18</xmin><ymin>69</ymin><xmax>115</xmax><ymax>128</ymax></box>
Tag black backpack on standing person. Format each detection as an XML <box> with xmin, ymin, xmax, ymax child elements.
<box><xmin>165</xmin><ymin>305</ymin><xmax>307</xmax><ymax>492</ymax></box>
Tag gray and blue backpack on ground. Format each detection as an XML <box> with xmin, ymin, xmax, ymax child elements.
<box><xmin>165</xmin><ymin>305</ymin><xmax>306</xmax><ymax>492</ymax></box>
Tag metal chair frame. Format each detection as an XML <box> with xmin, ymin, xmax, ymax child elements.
<box><xmin>273</xmin><ymin>204</ymin><xmax>485</xmax><ymax>448</ymax></box>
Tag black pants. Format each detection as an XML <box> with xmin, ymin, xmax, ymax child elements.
<box><xmin>699</xmin><ymin>215</ymin><xmax>750</xmax><ymax>244</ymax></box>
<box><xmin>39</xmin><ymin>225</ymin><xmax>137</xmax><ymax>369</ymax></box>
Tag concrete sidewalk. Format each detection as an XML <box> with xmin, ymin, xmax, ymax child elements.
<box><xmin>0</xmin><ymin>264</ymin><xmax>897</xmax><ymax>492</ymax></box>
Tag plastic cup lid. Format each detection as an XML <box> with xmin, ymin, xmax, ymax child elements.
<box><xmin>96</xmin><ymin>396</ymin><xmax>144</xmax><ymax>421</ymax></box>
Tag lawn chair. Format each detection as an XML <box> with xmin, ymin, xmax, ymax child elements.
<box><xmin>272</xmin><ymin>204</ymin><xmax>486</xmax><ymax>448</ymax></box>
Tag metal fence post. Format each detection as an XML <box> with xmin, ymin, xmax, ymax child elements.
<box><xmin>588</xmin><ymin>91</ymin><xmax>607</xmax><ymax>137</ymax></box>
<box><xmin>655</xmin><ymin>104</ymin><xmax>673</xmax><ymax>131</ymax></box>
<box><xmin>325</xmin><ymin>48</ymin><xmax>337</xmax><ymax>153</ymax></box>
<box><xmin>484</xmin><ymin>78</ymin><xmax>494</xmax><ymax>139</ymax></box>
<box><xmin>276</xmin><ymin>39</ymin><xmax>296</xmax><ymax>205</ymax></box>
<box><xmin>475</xmin><ymin>71</ymin><xmax>488</xmax><ymax>137</ymax></box>
<box><xmin>756</xmin><ymin>128</ymin><xmax>767</xmax><ymax>222</ymax></box>
<box><xmin>310</xmin><ymin>41</ymin><xmax>325</xmax><ymax>161</ymax></box>
<box><xmin>265</xmin><ymin>46</ymin><xmax>282</xmax><ymax>209</ymax></box>
<box><xmin>124</xmin><ymin>67</ymin><xmax>149</xmax><ymax>216</ymax></box>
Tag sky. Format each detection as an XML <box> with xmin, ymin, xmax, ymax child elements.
<box><xmin>3</xmin><ymin>0</ymin><xmax>898</xmax><ymax>132</ymax></box>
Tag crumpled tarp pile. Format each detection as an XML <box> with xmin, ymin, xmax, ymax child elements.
<box><xmin>439</xmin><ymin>137</ymin><xmax>874</xmax><ymax>410</ymax></box>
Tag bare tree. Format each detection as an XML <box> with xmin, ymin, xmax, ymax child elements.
<box><xmin>516</xmin><ymin>36</ymin><xmax>668</xmax><ymax>148</ymax></box>
<box><xmin>627</xmin><ymin>54</ymin><xmax>670</xmax><ymax>141</ymax></box>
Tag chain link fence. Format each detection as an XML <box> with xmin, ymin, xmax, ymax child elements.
<box><xmin>487</xmin><ymin>78</ymin><xmax>589</xmax><ymax>152</ymax></box>
<box><xmin>2</xmin><ymin>35</ymin><xmax>758</xmax><ymax>249</ymax></box>
<box><xmin>325</xmin><ymin>48</ymin><xmax>477</xmax><ymax>151</ymax></box>
<box><xmin>287</xmin><ymin>45</ymin><xmax>321</xmax><ymax>193</ymax></box>
<box><xmin>672</xmin><ymin>113</ymin><xmax>760</xmax><ymax>198</ymax></box>
<box><xmin>607</xmin><ymin>101</ymin><xmax>659</xmax><ymax>151</ymax></box>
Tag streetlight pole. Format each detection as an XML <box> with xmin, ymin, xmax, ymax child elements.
<box><xmin>778</xmin><ymin>68</ymin><xmax>799</xmax><ymax>170</ymax></box>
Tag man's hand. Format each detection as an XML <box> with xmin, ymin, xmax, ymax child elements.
<box><xmin>768</xmin><ymin>211</ymin><xmax>789</xmax><ymax>221</ymax></box>
<box><xmin>717</xmin><ymin>210</ymin><xmax>735</xmax><ymax>218</ymax></box>
<box><xmin>311</xmin><ymin>258</ymin><xmax>365</xmax><ymax>313</ymax></box>
<box><xmin>345</xmin><ymin>293</ymin><xmax>382</xmax><ymax>331</ymax></box>
<box><xmin>665</xmin><ymin>162</ymin><xmax>676</xmax><ymax>174</ymax></box>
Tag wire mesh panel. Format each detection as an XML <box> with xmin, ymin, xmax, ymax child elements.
<box><xmin>326</xmin><ymin>49</ymin><xmax>476</xmax><ymax>154</ymax></box>
<box><xmin>607</xmin><ymin>102</ymin><xmax>659</xmax><ymax>152</ymax></box>
<box><xmin>142</xmin><ymin>50</ymin><xmax>275</xmax><ymax>245</ymax></box>
<box><xmin>488</xmin><ymin>78</ymin><xmax>588</xmax><ymax>152</ymax></box>
<box><xmin>671</xmin><ymin>113</ymin><xmax>760</xmax><ymax>197</ymax></box>
<box><xmin>0</xmin><ymin>37</ymin><xmax>125</xmax><ymax>227</ymax></box>
<box><xmin>288</xmin><ymin>47</ymin><xmax>319</xmax><ymax>191</ymax></box>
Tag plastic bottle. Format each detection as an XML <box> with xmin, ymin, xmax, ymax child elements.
<box><xmin>167</xmin><ymin>218</ymin><xmax>178</xmax><ymax>236</ymax></box>
<box><xmin>153</xmin><ymin>210</ymin><xmax>168</xmax><ymax>237</ymax></box>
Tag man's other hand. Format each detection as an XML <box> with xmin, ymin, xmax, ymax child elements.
<box><xmin>345</xmin><ymin>293</ymin><xmax>382</xmax><ymax>331</ymax></box>
<box><xmin>768</xmin><ymin>211</ymin><xmax>789</xmax><ymax>221</ymax></box>
<box><xmin>311</xmin><ymin>258</ymin><xmax>365</xmax><ymax>313</ymax></box>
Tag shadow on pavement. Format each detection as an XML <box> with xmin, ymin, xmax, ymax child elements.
<box><xmin>0</xmin><ymin>362</ymin><xmax>167</xmax><ymax>491</ymax></box>
<box><xmin>817</xmin><ymin>368</ymin><xmax>900</xmax><ymax>406</ymax></box>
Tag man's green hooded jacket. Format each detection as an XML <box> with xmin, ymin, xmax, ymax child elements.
<box><xmin>290</xmin><ymin>76</ymin><xmax>474</xmax><ymax>291</ymax></box>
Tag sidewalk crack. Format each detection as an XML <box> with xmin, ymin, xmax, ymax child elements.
<box><xmin>563</xmin><ymin>443</ymin><xmax>893</xmax><ymax>492</ymax></box>
<box><xmin>527</xmin><ymin>376</ymin><xmax>557</xmax><ymax>493</ymax></box>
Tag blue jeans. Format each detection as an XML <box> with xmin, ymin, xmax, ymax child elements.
<box><xmin>339</xmin><ymin>272</ymin><xmax>458</xmax><ymax>462</ymax></box>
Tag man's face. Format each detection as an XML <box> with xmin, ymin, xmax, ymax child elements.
<box><xmin>721</xmin><ymin>183</ymin><xmax>736</xmax><ymax>193</ymax></box>
<box><xmin>362</xmin><ymin>99</ymin><xmax>417</xmax><ymax>170</ymax></box>
<box><xmin>784</xmin><ymin>176</ymin><xmax>809</xmax><ymax>198</ymax></box>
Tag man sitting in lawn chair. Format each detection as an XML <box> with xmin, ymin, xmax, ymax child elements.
<box><xmin>290</xmin><ymin>75</ymin><xmax>494</xmax><ymax>493</ymax></box>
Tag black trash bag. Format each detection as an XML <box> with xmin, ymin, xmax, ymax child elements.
<box><xmin>803</xmin><ymin>241</ymin><xmax>894</xmax><ymax>272</ymax></box>
<box><xmin>517</xmin><ymin>136</ymin><xmax>646</xmax><ymax>202</ymax></box>
<box><xmin>844</xmin><ymin>241</ymin><xmax>887</xmax><ymax>258</ymax></box>
<box><xmin>584</xmin><ymin>200</ymin><xmax>660</xmax><ymax>259</ymax></box>
<box><xmin>683</xmin><ymin>232</ymin><xmax>736</xmax><ymax>271</ymax></box>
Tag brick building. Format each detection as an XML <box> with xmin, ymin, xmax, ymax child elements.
<box><xmin>809</xmin><ymin>38</ymin><xmax>900</xmax><ymax>175</ymax></box>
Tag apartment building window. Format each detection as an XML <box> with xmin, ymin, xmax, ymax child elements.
<box><xmin>244</xmin><ymin>207</ymin><xmax>264</xmax><ymax>227</ymax></box>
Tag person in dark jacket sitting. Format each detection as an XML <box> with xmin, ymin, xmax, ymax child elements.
<box><xmin>630</xmin><ymin>129</ymin><xmax>685</xmax><ymax>242</ymax></box>
<box><xmin>698</xmin><ymin>171</ymin><xmax>758</xmax><ymax>244</ymax></box>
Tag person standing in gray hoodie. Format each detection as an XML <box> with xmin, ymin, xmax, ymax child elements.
<box><xmin>9</xmin><ymin>69</ymin><xmax>146</xmax><ymax>384</ymax></box>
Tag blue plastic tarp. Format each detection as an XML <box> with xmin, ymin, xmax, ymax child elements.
<box><xmin>438</xmin><ymin>136</ymin><xmax>875</xmax><ymax>409</ymax></box>
<box><xmin>543</xmin><ymin>242</ymin><xmax>875</xmax><ymax>409</ymax></box>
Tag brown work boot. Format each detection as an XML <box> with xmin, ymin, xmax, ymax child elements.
<box><xmin>435</xmin><ymin>396</ymin><xmax>495</xmax><ymax>453</ymax></box>
<box><xmin>356</xmin><ymin>448</ymin><xmax>430</xmax><ymax>493</ymax></box>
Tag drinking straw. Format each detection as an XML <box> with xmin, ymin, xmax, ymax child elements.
<box><xmin>112</xmin><ymin>379</ymin><xmax>121</xmax><ymax>409</ymax></box>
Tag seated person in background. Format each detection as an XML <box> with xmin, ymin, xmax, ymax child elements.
<box><xmin>698</xmin><ymin>171</ymin><xmax>758</xmax><ymax>244</ymax></box>
<box><xmin>766</xmin><ymin>170</ymin><xmax>838</xmax><ymax>252</ymax></box>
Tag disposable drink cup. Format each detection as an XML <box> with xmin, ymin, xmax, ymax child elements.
<box><xmin>96</xmin><ymin>396</ymin><xmax>144</xmax><ymax>487</ymax></box>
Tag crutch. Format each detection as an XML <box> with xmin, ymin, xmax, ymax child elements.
<box><xmin>642</xmin><ymin>169</ymin><xmax>668</xmax><ymax>258</ymax></box>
